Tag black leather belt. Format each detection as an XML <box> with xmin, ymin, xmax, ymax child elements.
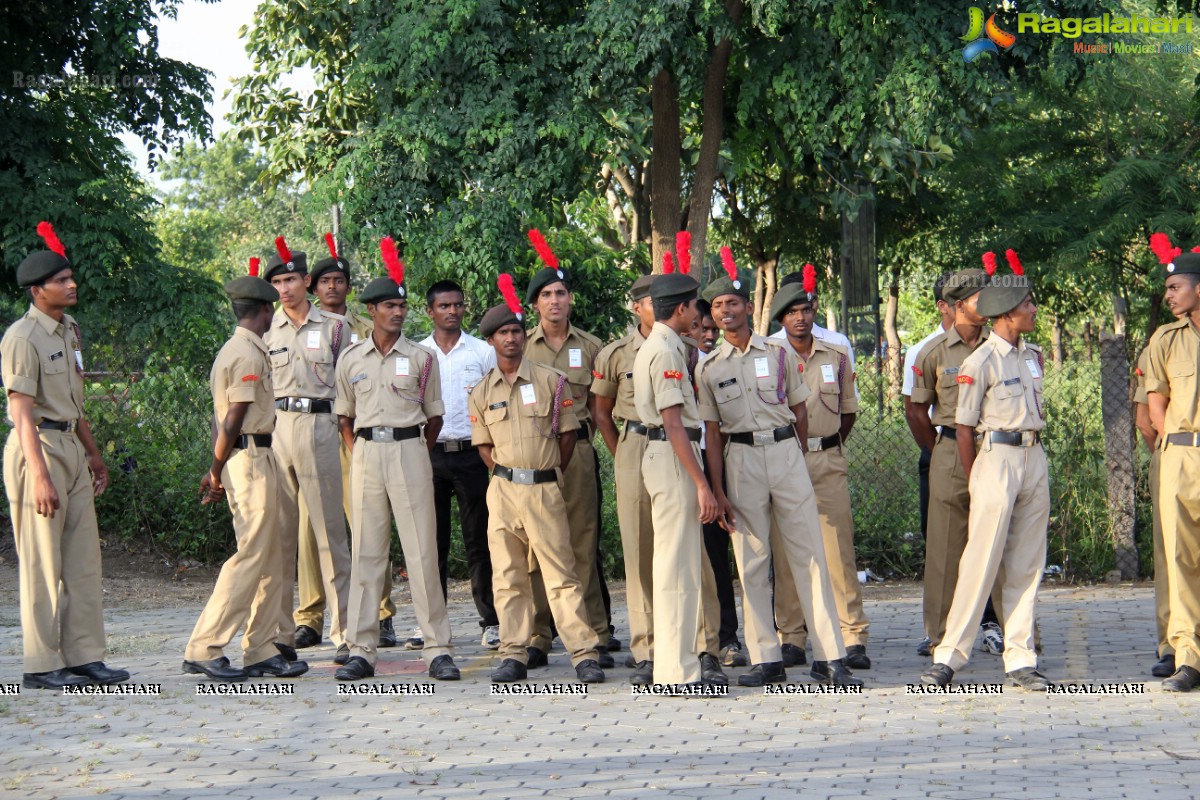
<box><xmin>234</xmin><ymin>433</ymin><xmax>272</xmax><ymax>449</ymax></box>
<box><xmin>356</xmin><ymin>426</ymin><xmax>422</xmax><ymax>442</ymax></box>
<box><xmin>729</xmin><ymin>425</ymin><xmax>796</xmax><ymax>446</ymax></box>
<box><xmin>624</xmin><ymin>420</ymin><xmax>648</xmax><ymax>436</ymax></box>
<box><xmin>38</xmin><ymin>419</ymin><xmax>77</xmax><ymax>433</ymax></box>
<box><xmin>492</xmin><ymin>465</ymin><xmax>558</xmax><ymax>484</ymax></box>
<box><xmin>434</xmin><ymin>439</ymin><xmax>475</xmax><ymax>453</ymax></box>
<box><xmin>646</xmin><ymin>427</ymin><xmax>702</xmax><ymax>442</ymax></box>
<box><xmin>980</xmin><ymin>430</ymin><xmax>1041</xmax><ymax>447</ymax></box>
<box><xmin>938</xmin><ymin>426</ymin><xmax>957</xmax><ymax>441</ymax></box>
<box><xmin>1166</xmin><ymin>432</ymin><xmax>1200</xmax><ymax>447</ymax></box>
<box><xmin>276</xmin><ymin>397</ymin><xmax>333</xmax><ymax>413</ymax></box>
<box><xmin>806</xmin><ymin>433</ymin><xmax>841</xmax><ymax>451</ymax></box>
<box><xmin>577</xmin><ymin>420</ymin><xmax>594</xmax><ymax>441</ymax></box>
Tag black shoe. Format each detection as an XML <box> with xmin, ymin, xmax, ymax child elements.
<box><xmin>597</xmin><ymin>650</ymin><xmax>615</xmax><ymax>669</ymax></box>
<box><xmin>844</xmin><ymin>644</ymin><xmax>871</xmax><ymax>670</ymax></box>
<box><xmin>630</xmin><ymin>660</ymin><xmax>654</xmax><ymax>685</ymax></box>
<box><xmin>246</xmin><ymin>654</ymin><xmax>309</xmax><ymax>678</ymax></box>
<box><xmin>1006</xmin><ymin>667</ymin><xmax>1051</xmax><ymax>691</ymax></box>
<box><xmin>275</xmin><ymin>643</ymin><xmax>298</xmax><ymax>662</ymax></box>
<box><xmin>335</xmin><ymin>656</ymin><xmax>375</xmax><ymax>681</ymax></box>
<box><xmin>23</xmin><ymin>668</ymin><xmax>91</xmax><ymax>690</ymax></box>
<box><xmin>699</xmin><ymin>653</ymin><xmax>728</xmax><ymax>686</ymax></box>
<box><xmin>607</xmin><ymin>637</ymin><xmax>623</xmax><ymax>652</ymax></box>
<box><xmin>920</xmin><ymin>663</ymin><xmax>954</xmax><ymax>687</ymax></box>
<box><xmin>334</xmin><ymin>644</ymin><xmax>350</xmax><ymax>665</ymax></box>
<box><xmin>378</xmin><ymin>618</ymin><xmax>398</xmax><ymax>648</ymax></box>
<box><xmin>623</xmin><ymin>654</ymin><xmax>639</xmax><ymax>669</ymax></box>
<box><xmin>737</xmin><ymin>662</ymin><xmax>787</xmax><ymax>687</ymax></box>
<box><xmin>1162</xmin><ymin>665</ymin><xmax>1200</xmax><ymax>693</ymax></box>
<box><xmin>575</xmin><ymin>659</ymin><xmax>605</xmax><ymax>683</ymax></box>
<box><xmin>810</xmin><ymin>659</ymin><xmax>863</xmax><ymax>687</ymax></box>
<box><xmin>182</xmin><ymin>657</ymin><xmax>246</xmax><ymax>682</ymax></box>
<box><xmin>429</xmin><ymin>654</ymin><xmax>461</xmax><ymax>680</ymax></box>
<box><xmin>526</xmin><ymin>647</ymin><xmax>549</xmax><ymax>668</ymax></box>
<box><xmin>781</xmin><ymin>643</ymin><xmax>807</xmax><ymax>667</ymax></box>
<box><xmin>68</xmin><ymin>661</ymin><xmax>130</xmax><ymax>685</ymax></box>
<box><xmin>491</xmin><ymin>658</ymin><xmax>528</xmax><ymax>682</ymax></box>
<box><xmin>294</xmin><ymin>625</ymin><xmax>322</xmax><ymax>649</ymax></box>
<box><xmin>1152</xmin><ymin>653</ymin><xmax>1176</xmax><ymax>678</ymax></box>
<box><xmin>916</xmin><ymin>637</ymin><xmax>933</xmax><ymax>657</ymax></box>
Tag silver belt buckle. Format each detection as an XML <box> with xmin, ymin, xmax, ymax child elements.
<box><xmin>296</xmin><ymin>397</ymin><xmax>312</xmax><ymax>413</ymax></box>
<box><xmin>753</xmin><ymin>430</ymin><xmax>774</xmax><ymax>446</ymax></box>
<box><xmin>372</xmin><ymin>426</ymin><xmax>394</xmax><ymax>442</ymax></box>
<box><xmin>807</xmin><ymin>436</ymin><xmax>823</xmax><ymax>451</ymax></box>
<box><xmin>511</xmin><ymin>468</ymin><xmax>535</xmax><ymax>485</ymax></box>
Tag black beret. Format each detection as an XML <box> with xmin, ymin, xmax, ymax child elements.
<box><xmin>309</xmin><ymin>256</ymin><xmax>351</xmax><ymax>289</ymax></box>
<box><xmin>224</xmin><ymin>276</ymin><xmax>280</xmax><ymax>303</ymax></box>
<box><xmin>976</xmin><ymin>275</ymin><xmax>1032</xmax><ymax>317</ymax></box>
<box><xmin>630</xmin><ymin>274</ymin><xmax>655</xmax><ymax>301</ymax></box>
<box><xmin>264</xmin><ymin>250</ymin><xmax>308</xmax><ymax>280</ymax></box>
<box><xmin>359</xmin><ymin>276</ymin><xmax>408</xmax><ymax>305</ymax></box>
<box><xmin>942</xmin><ymin>269</ymin><xmax>989</xmax><ymax>304</ymax></box>
<box><xmin>1166</xmin><ymin>252</ymin><xmax>1200</xmax><ymax>277</ymax></box>
<box><xmin>702</xmin><ymin>270</ymin><xmax>753</xmax><ymax>302</ymax></box>
<box><xmin>769</xmin><ymin>283</ymin><xmax>812</xmax><ymax>323</ymax></box>
<box><xmin>525</xmin><ymin>266</ymin><xmax>570</xmax><ymax>305</ymax></box>
<box><xmin>650</xmin><ymin>273</ymin><xmax>700</xmax><ymax>307</ymax></box>
<box><xmin>479</xmin><ymin>303</ymin><xmax>524</xmax><ymax>338</ymax></box>
<box><xmin>17</xmin><ymin>251</ymin><xmax>70</xmax><ymax>288</ymax></box>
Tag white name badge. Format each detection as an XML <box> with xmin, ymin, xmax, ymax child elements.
<box><xmin>396</xmin><ymin>356</ymin><xmax>411</xmax><ymax>377</ymax></box>
<box><xmin>75</xmin><ymin>350</ymin><xmax>84</xmax><ymax>371</ymax></box>
<box><xmin>754</xmin><ymin>357</ymin><xmax>770</xmax><ymax>378</ymax></box>
<box><xmin>1026</xmin><ymin>358</ymin><xmax>1041</xmax><ymax>379</ymax></box>
<box><xmin>306</xmin><ymin>330</ymin><xmax>321</xmax><ymax>350</ymax></box>
<box><xmin>350</xmin><ymin>333</ymin><xmax>360</xmax><ymax>344</ymax></box>
<box><xmin>520</xmin><ymin>383</ymin><xmax>537</xmax><ymax>406</ymax></box>
<box><xmin>821</xmin><ymin>363</ymin><xmax>837</xmax><ymax>384</ymax></box>
<box><xmin>568</xmin><ymin>348</ymin><xmax>583</xmax><ymax>369</ymax></box>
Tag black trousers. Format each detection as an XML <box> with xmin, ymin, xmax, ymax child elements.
<box><xmin>432</xmin><ymin>446</ymin><xmax>498</xmax><ymax>628</ymax></box>
<box><xmin>701</xmin><ymin>449</ymin><xmax>740</xmax><ymax>648</ymax></box>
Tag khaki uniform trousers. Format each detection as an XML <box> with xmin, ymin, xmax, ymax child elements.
<box><xmin>347</xmin><ymin>438</ymin><xmax>451</xmax><ymax>666</ymax></box>
<box><xmin>1159</xmin><ymin>445</ymin><xmax>1200</xmax><ymax>670</ymax></box>
<box><xmin>4</xmin><ymin>429</ymin><xmax>106</xmax><ymax>673</ymax></box>
<box><xmin>294</xmin><ymin>435</ymin><xmax>394</xmax><ymax>633</ymax></box>
<box><xmin>487</xmin><ymin>476</ymin><xmax>600</xmax><ymax>666</ymax></box>
<box><xmin>933</xmin><ymin>442</ymin><xmax>1049</xmax><ymax>673</ymax></box>
<box><xmin>725</xmin><ymin>438</ymin><xmax>845</xmax><ymax>665</ymax></box>
<box><xmin>530</xmin><ymin>435</ymin><xmax>609</xmax><ymax>651</ymax></box>
<box><xmin>772</xmin><ymin>446</ymin><xmax>867</xmax><ymax>648</ymax></box>
<box><xmin>1150</xmin><ymin>449</ymin><xmax>1172</xmax><ymax>657</ymax></box>
<box><xmin>642</xmin><ymin>439</ymin><xmax>704</xmax><ymax>684</ymax></box>
<box><xmin>615</xmin><ymin>427</ymin><xmax>654</xmax><ymax>661</ymax></box>
<box><xmin>185</xmin><ymin>442</ymin><xmax>284</xmax><ymax>666</ymax></box>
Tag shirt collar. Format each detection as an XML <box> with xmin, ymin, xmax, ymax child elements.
<box><xmin>273</xmin><ymin>302</ymin><xmax>322</xmax><ymax>329</ymax></box>
<box><xmin>28</xmin><ymin>304</ymin><xmax>64</xmax><ymax>336</ymax></box>
<box><xmin>234</xmin><ymin>324</ymin><xmax>269</xmax><ymax>353</ymax></box>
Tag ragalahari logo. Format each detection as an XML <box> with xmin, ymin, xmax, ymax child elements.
<box><xmin>962</xmin><ymin>7</ymin><xmax>1016</xmax><ymax>62</ymax></box>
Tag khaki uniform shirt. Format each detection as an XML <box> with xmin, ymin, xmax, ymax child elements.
<box><xmin>1</xmin><ymin>305</ymin><xmax>84</xmax><ymax>425</ymax></box>
<box><xmin>911</xmin><ymin>327</ymin><xmax>992</xmax><ymax>430</ymax></box>
<box><xmin>955</xmin><ymin>335</ymin><xmax>1045</xmax><ymax>432</ymax></box>
<box><xmin>1146</xmin><ymin>318</ymin><xmax>1200</xmax><ymax>433</ymax></box>
<box><xmin>321</xmin><ymin>306</ymin><xmax>373</xmax><ymax>346</ymax></box>
<box><xmin>525</xmin><ymin>324</ymin><xmax>602</xmax><ymax>426</ymax></box>
<box><xmin>633</xmin><ymin>322</ymin><xmax>701</xmax><ymax>428</ymax></box>
<box><xmin>468</xmin><ymin>358</ymin><xmax>580</xmax><ymax>470</ymax></box>
<box><xmin>695</xmin><ymin>334</ymin><xmax>809</xmax><ymax>433</ymax></box>
<box><xmin>592</xmin><ymin>327</ymin><xmax>647</xmax><ymax>423</ymax></box>
<box><xmin>210</xmin><ymin>326</ymin><xmax>276</xmax><ymax>435</ymax></box>
<box><xmin>796</xmin><ymin>338</ymin><xmax>858</xmax><ymax>438</ymax></box>
<box><xmin>335</xmin><ymin>336</ymin><xmax>444</xmax><ymax>429</ymax></box>
<box><xmin>1133</xmin><ymin>347</ymin><xmax>1149</xmax><ymax>406</ymax></box>
<box><xmin>265</xmin><ymin>304</ymin><xmax>347</xmax><ymax>401</ymax></box>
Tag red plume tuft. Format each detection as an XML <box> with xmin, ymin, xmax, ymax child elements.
<box><xmin>663</xmin><ymin>252</ymin><xmax>675</xmax><ymax>274</ymax></box>
<box><xmin>324</xmin><ymin>232</ymin><xmax>338</xmax><ymax>259</ymax></box>
<box><xmin>675</xmin><ymin>231</ymin><xmax>691</xmax><ymax>275</ymax></box>
<box><xmin>248</xmin><ymin>257</ymin><xmax>260</xmax><ymax>278</ymax></box>
<box><xmin>274</xmin><ymin>236</ymin><xmax>293</xmax><ymax>265</ymax></box>
<box><xmin>1192</xmin><ymin>246</ymin><xmax>1200</xmax><ymax>253</ymax></box>
<box><xmin>1005</xmin><ymin>249</ymin><xmax>1024</xmax><ymax>276</ymax></box>
<box><xmin>720</xmin><ymin>247</ymin><xmax>737</xmax><ymax>281</ymax></box>
<box><xmin>497</xmin><ymin>273</ymin><xmax>523</xmax><ymax>316</ymax></box>
<box><xmin>1150</xmin><ymin>232</ymin><xmax>1183</xmax><ymax>264</ymax></box>
<box><xmin>379</xmin><ymin>236</ymin><xmax>404</xmax><ymax>286</ymax></box>
<box><xmin>36</xmin><ymin>221</ymin><xmax>66</xmax><ymax>258</ymax></box>
<box><xmin>527</xmin><ymin>229</ymin><xmax>558</xmax><ymax>269</ymax></box>
<box><xmin>802</xmin><ymin>263</ymin><xmax>817</xmax><ymax>295</ymax></box>
<box><xmin>982</xmin><ymin>251</ymin><xmax>997</xmax><ymax>277</ymax></box>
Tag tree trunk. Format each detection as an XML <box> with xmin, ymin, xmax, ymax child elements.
<box><xmin>752</xmin><ymin>253</ymin><xmax>778</xmax><ymax>335</ymax></box>
<box><xmin>650</xmin><ymin>69</ymin><xmax>682</xmax><ymax>274</ymax></box>
<box><xmin>1084</xmin><ymin>320</ymin><xmax>1094</xmax><ymax>361</ymax></box>
<box><xmin>1050</xmin><ymin>316</ymin><xmax>1065</xmax><ymax>364</ymax></box>
<box><xmin>883</xmin><ymin>267</ymin><xmax>902</xmax><ymax>403</ymax></box>
<box><xmin>1112</xmin><ymin>294</ymin><xmax>1127</xmax><ymax>337</ymax></box>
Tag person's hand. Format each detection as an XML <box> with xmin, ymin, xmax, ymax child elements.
<box><xmin>86</xmin><ymin>453</ymin><xmax>109</xmax><ymax>496</ymax></box>
<box><xmin>34</xmin><ymin>474</ymin><xmax>60</xmax><ymax>518</ymax></box>
<box><xmin>715</xmin><ymin>492</ymin><xmax>737</xmax><ymax>533</ymax></box>
<box><xmin>199</xmin><ymin>469</ymin><xmax>225</xmax><ymax>505</ymax></box>
<box><xmin>697</xmin><ymin>485</ymin><xmax>719</xmax><ymax>525</ymax></box>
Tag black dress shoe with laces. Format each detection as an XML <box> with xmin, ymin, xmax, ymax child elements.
<box><xmin>1152</xmin><ymin>653</ymin><xmax>1176</xmax><ymax>679</ymax></box>
<box><xmin>23</xmin><ymin>668</ymin><xmax>90</xmax><ymax>690</ymax></box>
<box><xmin>630</xmin><ymin>660</ymin><xmax>654</xmax><ymax>685</ymax></box>
<box><xmin>699</xmin><ymin>653</ymin><xmax>728</xmax><ymax>686</ymax></box>
<box><xmin>245</xmin><ymin>654</ymin><xmax>309</xmax><ymax>678</ymax></box>
<box><xmin>334</xmin><ymin>644</ymin><xmax>350</xmax><ymax>665</ymax></box>
<box><xmin>737</xmin><ymin>661</ymin><xmax>787</xmax><ymax>687</ymax></box>
<box><xmin>378</xmin><ymin>618</ymin><xmax>398</xmax><ymax>648</ymax></box>
<box><xmin>597</xmin><ymin>650</ymin><xmax>615</xmax><ymax>669</ymax></box>
<box><xmin>182</xmin><ymin>657</ymin><xmax>246</xmax><ymax>682</ymax></box>
<box><xmin>275</xmin><ymin>643</ymin><xmax>298</xmax><ymax>662</ymax></box>
<box><xmin>490</xmin><ymin>658</ymin><xmax>528</xmax><ymax>682</ymax></box>
<box><xmin>811</xmin><ymin>659</ymin><xmax>863</xmax><ymax>687</ymax></box>
<box><xmin>1006</xmin><ymin>667</ymin><xmax>1051</xmax><ymax>691</ymax></box>
<box><xmin>526</xmin><ymin>647</ymin><xmax>549</xmax><ymax>668</ymax></box>
<box><xmin>920</xmin><ymin>663</ymin><xmax>954</xmax><ymax>687</ymax></box>
<box><xmin>781</xmin><ymin>643</ymin><xmax>807</xmax><ymax>667</ymax></box>
<box><xmin>844</xmin><ymin>645</ymin><xmax>871</xmax><ymax>670</ymax></box>
<box><xmin>294</xmin><ymin>625</ymin><xmax>322</xmax><ymax>649</ymax></box>
<box><xmin>1162</xmin><ymin>665</ymin><xmax>1200</xmax><ymax>693</ymax></box>
<box><xmin>69</xmin><ymin>661</ymin><xmax>130</xmax><ymax>685</ymax></box>
<box><xmin>429</xmin><ymin>654</ymin><xmax>461</xmax><ymax>680</ymax></box>
<box><xmin>335</xmin><ymin>656</ymin><xmax>375</xmax><ymax>681</ymax></box>
<box><xmin>575</xmin><ymin>659</ymin><xmax>605</xmax><ymax>683</ymax></box>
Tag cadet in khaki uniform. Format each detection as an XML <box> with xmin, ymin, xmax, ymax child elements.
<box><xmin>1146</xmin><ymin>251</ymin><xmax>1200</xmax><ymax>692</ymax></box>
<box><xmin>333</xmin><ymin>241</ymin><xmax>460</xmax><ymax>681</ymax></box>
<box><xmin>768</xmin><ymin>270</ymin><xmax>870</xmax><ymax>670</ymax></box>
<box><xmin>3</xmin><ymin>223</ymin><xmax>128</xmax><ymax>690</ymax></box>
<box><xmin>263</xmin><ymin>237</ymin><xmax>352</xmax><ymax>665</ymax></box>
<box><xmin>696</xmin><ymin>258</ymin><xmax>859</xmax><ymax>688</ymax></box>
<box><xmin>922</xmin><ymin>252</ymin><xmax>1052</xmax><ymax>691</ymax></box>
<box><xmin>293</xmin><ymin>239</ymin><xmax>397</xmax><ymax>650</ymax></box>
<box><xmin>472</xmin><ymin>275</ymin><xmax>604</xmax><ymax>684</ymax></box>
<box><xmin>185</xmin><ymin>265</ymin><xmax>308</xmax><ymax>681</ymax></box>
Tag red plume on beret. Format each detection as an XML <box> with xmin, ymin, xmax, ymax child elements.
<box><xmin>527</xmin><ymin>229</ymin><xmax>558</xmax><ymax>269</ymax></box>
<box><xmin>1150</xmin><ymin>232</ymin><xmax>1183</xmax><ymax>264</ymax></box>
<box><xmin>1192</xmin><ymin>246</ymin><xmax>1200</xmax><ymax>253</ymax></box>
<box><xmin>1004</xmin><ymin>249</ymin><xmax>1024</xmax><ymax>276</ymax></box>
<box><xmin>663</xmin><ymin>252</ymin><xmax>675</xmax><ymax>274</ymax></box>
<box><xmin>36</xmin><ymin>221</ymin><xmax>66</xmax><ymax>258</ymax></box>
<box><xmin>720</xmin><ymin>247</ymin><xmax>737</xmax><ymax>281</ymax></box>
<box><xmin>802</xmin><ymin>263</ymin><xmax>817</xmax><ymax>295</ymax></box>
<box><xmin>497</xmin><ymin>273</ymin><xmax>524</xmax><ymax>318</ymax></box>
<box><xmin>675</xmin><ymin>231</ymin><xmax>691</xmax><ymax>275</ymax></box>
<box><xmin>324</xmin><ymin>233</ymin><xmax>338</xmax><ymax>259</ymax></box>
<box><xmin>982</xmin><ymin>251</ymin><xmax>997</xmax><ymax>277</ymax></box>
<box><xmin>275</xmin><ymin>236</ymin><xmax>293</xmax><ymax>265</ymax></box>
<box><xmin>379</xmin><ymin>236</ymin><xmax>404</xmax><ymax>285</ymax></box>
<box><xmin>248</xmin><ymin>257</ymin><xmax>260</xmax><ymax>278</ymax></box>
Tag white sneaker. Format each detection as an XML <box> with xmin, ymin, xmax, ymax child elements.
<box><xmin>481</xmin><ymin>625</ymin><xmax>501</xmax><ymax>650</ymax></box>
<box><xmin>403</xmin><ymin>627</ymin><xmax>425</xmax><ymax>650</ymax></box>
<box><xmin>980</xmin><ymin>622</ymin><xmax>1004</xmax><ymax>655</ymax></box>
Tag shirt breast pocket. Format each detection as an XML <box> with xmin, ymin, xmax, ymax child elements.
<box><xmin>1168</xmin><ymin>359</ymin><xmax>1194</xmax><ymax>392</ymax></box>
<box><xmin>270</xmin><ymin>349</ymin><xmax>291</xmax><ymax>370</ymax></box>
<box><xmin>42</xmin><ymin>355</ymin><xmax>67</xmax><ymax>376</ymax></box>
<box><xmin>714</xmin><ymin>380</ymin><xmax>744</xmax><ymax>405</ymax></box>
<box><xmin>352</xmin><ymin>378</ymin><xmax>374</xmax><ymax>398</ymax></box>
<box><xmin>990</xmin><ymin>381</ymin><xmax>1025</xmax><ymax>411</ymax></box>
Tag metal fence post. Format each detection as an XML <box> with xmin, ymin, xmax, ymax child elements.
<box><xmin>1100</xmin><ymin>332</ymin><xmax>1138</xmax><ymax>579</ymax></box>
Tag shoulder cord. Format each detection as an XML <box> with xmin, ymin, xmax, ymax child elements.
<box><xmin>775</xmin><ymin>346</ymin><xmax>787</xmax><ymax>404</ymax></box>
<box><xmin>815</xmin><ymin>351</ymin><xmax>846</xmax><ymax>418</ymax></box>
<box><xmin>551</xmin><ymin>374</ymin><xmax>566</xmax><ymax>437</ymax></box>
<box><xmin>70</xmin><ymin>321</ymin><xmax>83</xmax><ymax>376</ymax></box>
<box><xmin>418</xmin><ymin>353</ymin><xmax>433</xmax><ymax>404</ymax></box>
<box><xmin>310</xmin><ymin>320</ymin><xmax>344</xmax><ymax>389</ymax></box>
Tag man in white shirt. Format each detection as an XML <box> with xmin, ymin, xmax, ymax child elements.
<box><xmin>419</xmin><ymin>280</ymin><xmax>500</xmax><ymax>649</ymax></box>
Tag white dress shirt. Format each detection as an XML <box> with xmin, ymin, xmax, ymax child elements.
<box><xmin>418</xmin><ymin>330</ymin><xmax>496</xmax><ymax>441</ymax></box>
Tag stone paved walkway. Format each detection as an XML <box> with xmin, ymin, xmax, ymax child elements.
<box><xmin>1</xmin><ymin>580</ymin><xmax>1196</xmax><ymax>799</ymax></box>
